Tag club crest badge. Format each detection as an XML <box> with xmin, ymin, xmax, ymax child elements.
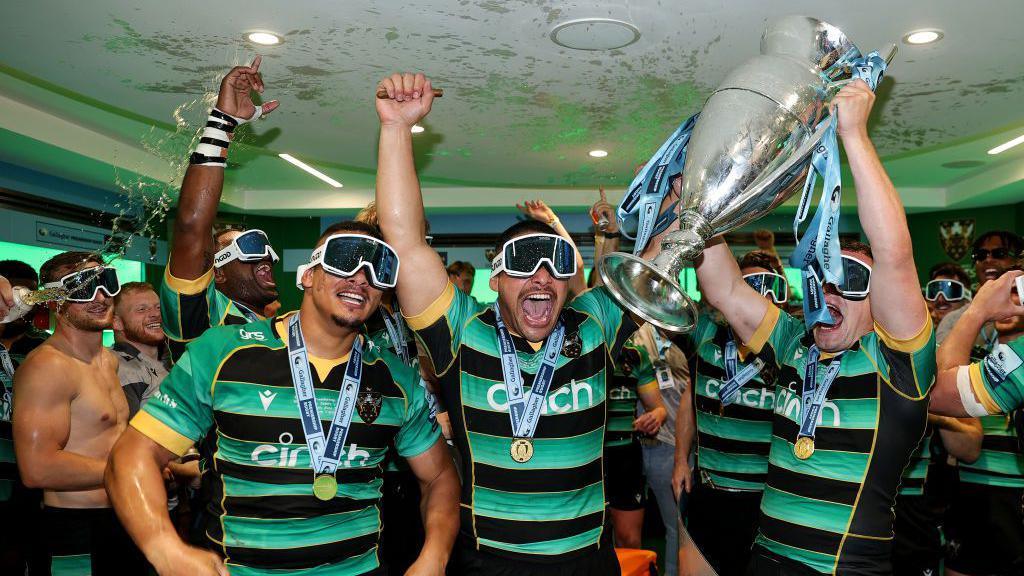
<box><xmin>356</xmin><ymin>389</ymin><xmax>383</xmax><ymax>424</ymax></box>
<box><xmin>939</xmin><ymin>219</ymin><xmax>975</xmax><ymax>261</ymax></box>
<box><xmin>561</xmin><ymin>331</ymin><xmax>582</xmax><ymax>358</ymax></box>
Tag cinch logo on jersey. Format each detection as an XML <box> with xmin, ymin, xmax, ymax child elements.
<box><xmin>486</xmin><ymin>379</ymin><xmax>594</xmax><ymax>414</ymax></box>
<box><xmin>703</xmin><ymin>378</ymin><xmax>775</xmax><ymax>410</ymax></box>
<box><xmin>250</xmin><ymin>433</ymin><xmax>370</xmax><ymax>467</ymax></box>
<box><xmin>774</xmin><ymin>383</ymin><xmax>841</xmax><ymax>426</ymax></box>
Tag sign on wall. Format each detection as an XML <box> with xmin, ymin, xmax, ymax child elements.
<box><xmin>939</xmin><ymin>219</ymin><xmax>975</xmax><ymax>261</ymax></box>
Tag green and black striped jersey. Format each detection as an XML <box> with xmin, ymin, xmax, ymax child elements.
<box><xmin>747</xmin><ymin>305</ymin><xmax>935</xmax><ymax>575</ymax></box>
<box><xmin>131</xmin><ymin>313</ymin><xmax>440</xmax><ymax>575</ymax></box>
<box><xmin>606</xmin><ymin>342</ymin><xmax>656</xmax><ymax>447</ymax></box>
<box><xmin>689</xmin><ymin>316</ymin><xmax>776</xmax><ymax>491</ymax></box>
<box><xmin>958</xmin><ymin>415</ymin><xmax>1024</xmax><ymax>488</ymax></box>
<box><xmin>160</xmin><ymin>261</ymin><xmax>262</xmax><ymax>362</ymax></box>
<box><xmin>406</xmin><ymin>282</ymin><xmax>637</xmax><ymax>561</ymax></box>
<box><xmin>898</xmin><ymin>426</ymin><xmax>934</xmax><ymax>497</ymax></box>
<box><xmin>0</xmin><ymin>330</ymin><xmax>47</xmax><ymax>502</ymax></box>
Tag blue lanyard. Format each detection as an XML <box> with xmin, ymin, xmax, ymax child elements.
<box><xmin>234</xmin><ymin>301</ymin><xmax>262</xmax><ymax>323</ymax></box>
<box><xmin>286</xmin><ymin>313</ymin><xmax>364</xmax><ymax>475</ymax></box>
<box><xmin>492</xmin><ymin>303</ymin><xmax>565</xmax><ymax>438</ymax></box>
<box><xmin>380</xmin><ymin>306</ymin><xmax>411</xmax><ymax>365</ymax></box>
<box><xmin>0</xmin><ymin>346</ymin><xmax>13</xmax><ymax>388</ymax></box>
<box><xmin>651</xmin><ymin>329</ymin><xmax>672</xmax><ymax>362</ymax></box>
<box><xmin>797</xmin><ymin>346</ymin><xmax>843</xmax><ymax>439</ymax></box>
<box><xmin>717</xmin><ymin>333</ymin><xmax>764</xmax><ymax>405</ymax></box>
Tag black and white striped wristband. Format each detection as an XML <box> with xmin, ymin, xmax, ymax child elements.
<box><xmin>189</xmin><ymin>108</ymin><xmax>239</xmax><ymax>167</ymax></box>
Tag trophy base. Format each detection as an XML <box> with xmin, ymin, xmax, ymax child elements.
<box><xmin>598</xmin><ymin>252</ymin><xmax>699</xmax><ymax>334</ymax></box>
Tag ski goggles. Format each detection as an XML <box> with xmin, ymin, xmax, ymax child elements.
<box><xmin>743</xmin><ymin>272</ymin><xmax>789</xmax><ymax>304</ymax></box>
<box><xmin>809</xmin><ymin>254</ymin><xmax>872</xmax><ymax>301</ymax></box>
<box><xmin>214</xmin><ymin>229</ymin><xmax>280</xmax><ymax>268</ymax></box>
<box><xmin>924</xmin><ymin>279</ymin><xmax>970</xmax><ymax>302</ymax></box>
<box><xmin>490</xmin><ymin>233</ymin><xmax>577</xmax><ymax>279</ymax></box>
<box><xmin>43</xmin><ymin>266</ymin><xmax>121</xmax><ymax>303</ymax></box>
<box><xmin>296</xmin><ymin>234</ymin><xmax>400</xmax><ymax>290</ymax></box>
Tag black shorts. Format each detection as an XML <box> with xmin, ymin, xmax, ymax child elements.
<box><xmin>379</xmin><ymin>468</ymin><xmax>424</xmax><ymax>574</ymax></box>
<box><xmin>746</xmin><ymin>546</ymin><xmax>824</xmax><ymax>576</ymax></box>
<box><xmin>42</xmin><ymin>506</ymin><xmax>148</xmax><ymax>575</ymax></box>
<box><xmin>946</xmin><ymin>482</ymin><xmax>1024</xmax><ymax>575</ymax></box>
<box><xmin>450</xmin><ymin>533</ymin><xmax>620</xmax><ymax>576</ymax></box>
<box><xmin>891</xmin><ymin>493</ymin><xmax>942</xmax><ymax>576</ymax></box>
<box><xmin>689</xmin><ymin>480</ymin><xmax>762</xmax><ymax>576</ymax></box>
<box><xmin>605</xmin><ymin>439</ymin><xmax>647</xmax><ymax>511</ymax></box>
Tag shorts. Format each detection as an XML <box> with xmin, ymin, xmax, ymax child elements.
<box><xmin>891</xmin><ymin>493</ymin><xmax>942</xmax><ymax>576</ymax></box>
<box><xmin>689</xmin><ymin>479</ymin><xmax>762</xmax><ymax>576</ymax></box>
<box><xmin>946</xmin><ymin>482</ymin><xmax>1024</xmax><ymax>575</ymax></box>
<box><xmin>746</xmin><ymin>546</ymin><xmax>824</xmax><ymax>576</ymax></box>
<box><xmin>42</xmin><ymin>506</ymin><xmax>148</xmax><ymax>575</ymax></box>
<box><xmin>605</xmin><ymin>439</ymin><xmax>647</xmax><ymax>511</ymax></box>
<box><xmin>450</xmin><ymin>533</ymin><xmax>620</xmax><ymax>576</ymax></box>
<box><xmin>379</xmin><ymin>468</ymin><xmax>424</xmax><ymax>574</ymax></box>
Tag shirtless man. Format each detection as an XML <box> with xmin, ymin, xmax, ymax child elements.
<box><xmin>12</xmin><ymin>251</ymin><xmax>146</xmax><ymax>575</ymax></box>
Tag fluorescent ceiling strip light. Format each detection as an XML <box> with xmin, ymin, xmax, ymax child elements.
<box><xmin>278</xmin><ymin>153</ymin><xmax>343</xmax><ymax>187</ymax></box>
<box><xmin>988</xmin><ymin>134</ymin><xmax>1024</xmax><ymax>155</ymax></box>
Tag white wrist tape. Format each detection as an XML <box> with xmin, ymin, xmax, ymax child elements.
<box><xmin>190</xmin><ymin>108</ymin><xmax>238</xmax><ymax>166</ymax></box>
<box><xmin>957</xmin><ymin>365</ymin><xmax>993</xmax><ymax>417</ymax></box>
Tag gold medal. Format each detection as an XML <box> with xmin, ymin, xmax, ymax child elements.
<box><xmin>312</xmin><ymin>474</ymin><xmax>338</xmax><ymax>501</ymax></box>
<box><xmin>510</xmin><ymin>438</ymin><xmax>534</xmax><ymax>463</ymax></box>
<box><xmin>794</xmin><ymin>436</ymin><xmax>815</xmax><ymax>460</ymax></box>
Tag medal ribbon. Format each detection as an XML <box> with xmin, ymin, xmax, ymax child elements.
<box><xmin>380</xmin><ymin>306</ymin><xmax>411</xmax><ymax>365</ymax></box>
<box><xmin>233</xmin><ymin>301</ymin><xmax>262</xmax><ymax>323</ymax></box>
<box><xmin>492</xmin><ymin>303</ymin><xmax>565</xmax><ymax>439</ymax></box>
<box><xmin>617</xmin><ymin>113</ymin><xmax>698</xmax><ymax>255</ymax></box>
<box><xmin>0</xmin><ymin>345</ymin><xmax>14</xmax><ymax>421</ymax></box>
<box><xmin>286</xmin><ymin>313</ymin><xmax>364</xmax><ymax>475</ymax></box>
<box><xmin>797</xmin><ymin>345</ymin><xmax>843</xmax><ymax>442</ymax></box>
<box><xmin>717</xmin><ymin>333</ymin><xmax>764</xmax><ymax>405</ymax></box>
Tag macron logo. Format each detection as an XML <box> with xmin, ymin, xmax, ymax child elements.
<box><xmin>259</xmin><ymin>389</ymin><xmax>277</xmax><ymax>412</ymax></box>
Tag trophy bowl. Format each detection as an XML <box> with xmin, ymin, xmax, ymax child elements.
<box><xmin>601</xmin><ymin>15</ymin><xmax>879</xmax><ymax>333</ymax></box>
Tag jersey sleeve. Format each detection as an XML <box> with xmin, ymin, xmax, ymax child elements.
<box><xmin>393</xmin><ymin>361</ymin><xmax>442</xmax><ymax>458</ymax></box>
<box><xmin>160</xmin><ymin>259</ymin><xmax>234</xmax><ymax>357</ymax></box>
<box><xmin>743</xmin><ymin>305</ymin><xmax>806</xmax><ymax>368</ymax></box>
<box><xmin>570</xmin><ymin>286</ymin><xmax>639</xmax><ymax>357</ymax></box>
<box><xmin>631</xmin><ymin>343</ymin><xmax>659</xmax><ymax>394</ymax></box>
<box><xmin>966</xmin><ymin>337</ymin><xmax>1024</xmax><ymax>414</ymax></box>
<box><xmin>130</xmin><ymin>331</ymin><xmax>221</xmax><ymax>456</ymax></box>
<box><xmin>870</xmin><ymin>310</ymin><xmax>936</xmax><ymax>398</ymax></box>
<box><xmin>404</xmin><ymin>282</ymin><xmax>478</xmax><ymax>377</ymax></box>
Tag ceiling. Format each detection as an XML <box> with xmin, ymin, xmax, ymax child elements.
<box><xmin>1</xmin><ymin>0</ymin><xmax>1023</xmax><ymax>215</ymax></box>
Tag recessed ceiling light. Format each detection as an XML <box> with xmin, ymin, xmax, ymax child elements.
<box><xmin>589</xmin><ymin>149</ymin><xmax>608</xmax><ymax>158</ymax></box>
<box><xmin>278</xmin><ymin>153</ymin><xmax>342</xmax><ymax>187</ymax></box>
<box><xmin>988</xmin><ymin>133</ymin><xmax>1024</xmax><ymax>155</ymax></box>
<box><xmin>246</xmin><ymin>31</ymin><xmax>282</xmax><ymax>46</ymax></box>
<box><xmin>902</xmin><ymin>29</ymin><xmax>943</xmax><ymax>45</ymax></box>
<box><xmin>411</xmin><ymin>124</ymin><xmax>425</xmax><ymax>134</ymax></box>
<box><xmin>550</xmin><ymin>18</ymin><xmax>641</xmax><ymax>51</ymax></box>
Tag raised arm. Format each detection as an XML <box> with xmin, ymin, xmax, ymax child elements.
<box><xmin>12</xmin><ymin>352</ymin><xmax>107</xmax><ymax>491</ymax></box>
<box><xmin>515</xmin><ymin>199</ymin><xmax>586</xmax><ymax>296</ymax></box>
<box><xmin>106</xmin><ymin>428</ymin><xmax>227</xmax><ymax>576</ymax></box>
<box><xmin>170</xmin><ymin>57</ymin><xmax>279</xmax><ymax>280</ymax></box>
<box><xmin>375</xmin><ymin>73</ymin><xmax>449</xmax><ymax>317</ymax></box>
<box><xmin>835</xmin><ymin>81</ymin><xmax>925</xmax><ymax>339</ymax></box>
<box><xmin>406</xmin><ymin>440</ymin><xmax>460</xmax><ymax>575</ymax></box>
<box><xmin>931</xmin><ymin>270</ymin><xmax>1024</xmax><ymax>416</ymax></box>
<box><xmin>693</xmin><ymin>236</ymin><xmax>770</xmax><ymax>344</ymax></box>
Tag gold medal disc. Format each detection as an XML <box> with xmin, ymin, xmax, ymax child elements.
<box><xmin>312</xmin><ymin>474</ymin><xmax>338</xmax><ymax>501</ymax></box>
<box><xmin>794</xmin><ymin>436</ymin><xmax>815</xmax><ymax>460</ymax></box>
<box><xmin>510</xmin><ymin>438</ymin><xmax>534</xmax><ymax>463</ymax></box>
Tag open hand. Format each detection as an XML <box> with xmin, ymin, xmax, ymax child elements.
<box><xmin>216</xmin><ymin>56</ymin><xmax>279</xmax><ymax>121</ymax></box>
<box><xmin>376</xmin><ymin>73</ymin><xmax>435</xmax><ymax>128</ymax></box>
<box><xmin>516</xmin><ymin>199</ymin><xmax>557</xmax><ymax>225</ymax></box>
<box><xmin>970</xmin><ymin>270</ymin><xmax>1024</xmax><ymax>324</ymax></box>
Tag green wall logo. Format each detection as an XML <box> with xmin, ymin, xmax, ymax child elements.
<box><xmin>939</xmin><ymin>219</ymin><xmax>975</xmax><ymax>261</ymax></box>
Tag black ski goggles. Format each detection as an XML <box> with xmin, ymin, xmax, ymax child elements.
<box><xmin>924</xmin><ymin>279</ymin><xmax>970</xmax><ymax>302</ymax></box>
<box><xmin>296</xmin><ymin>234</ymin><xmax>400</xmax><ymax>290</ymax></box>
<box><xmin>743</xmin><ymin>272</ymin><xmax>788</xmax><ymax>304</ymax></box>
<box><xmin>809</xmin><ymin>254</ymin><xmax>872</xmax><ymax>301</ymax></box>
<box><xmin>43</xmin><ymin>266</ymin><xmax>121</xmax><ymax>303</ymax></box>
<box><xmin>214</xmin><ymin>229</ymin><xmax>279</xmax><ymax>268</ymax></box>
<box><xmin>490</xmin><ymin>233</ymin><xmax>577</xmax><ymax>279</ymax></box>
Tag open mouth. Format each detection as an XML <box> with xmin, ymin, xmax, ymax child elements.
<box><xmin>818</xmin><ymin>303</ymin><xmax>845</xmax><ymax>333</ymax></box>
<box><xmin>984</xmin><ymin>268</ymin><xmax>1000</xmax><ymax>281</ymax></box>
<box><xmin>521</xmin><ymin>291</ymin><xmax>555</xmax><ymax>327</ymax></box>
<box><xmin>146</xmin><ymin>321</ymin><xmax>162</xmax><ymax>331</ymax></box>
<box><xmin>86</xmin><ymin>304</ymin><xmax>110</xmax><ymax>314</ymax></box>
<box><xmin>338</xmin><ymin>290</ymin><xmax>367</xmax><ymax>307</ymax></box>
<box><xmin>255</xmin><ymin>262</ymin><xmax>276</xmax><ymax>289</ymax></box>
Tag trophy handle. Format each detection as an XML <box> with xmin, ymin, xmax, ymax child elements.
<box><xmin>597</xmin><ymin>251</ymin><xmax>700</xmax><ymax>334</ymax></box>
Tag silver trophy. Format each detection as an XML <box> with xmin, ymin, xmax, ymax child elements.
<box><xmin>599</xmin><ymin>15</ymin><xmax>894</xmax><ymax>333</ymax></box>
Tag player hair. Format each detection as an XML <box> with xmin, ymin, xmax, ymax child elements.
<box><xmin>317</xmin><ymin>220</ymin><xmax>383</xmax><ymax>246</ymax></box>
<box><xmin>447</xmin><ymin>261</ymin><xmax>476</xmax><ymax>277</ymax></box>
<box><xmin>973</xmin><ymin>230</ymin><xmax>1023</xmax><ymax>257</ymax></box>
<box><xmin>113</xmin><ymin>281</ymin><xmax>156</xmax><ymax>308</ymax></box>
<box><xmin>0</xmin><ymin>259</ymin><xmax>38</xmax><ymax>284</ymax></box>
<box><xmin>494</xmin><ymin>220</ymin><xmax>559</xmax><ymax>255</ymax></box>
<box><xmin>840</xmin><ymin>238</ymin><xmax>873</xmax><ymax>260</ymax></box>
<box><xmin>39</xmin><ymin>251</ymin><xmax>101</xmax><ymax>284</ymax></box>
<box><xmin>928</xmin><ymin>262</ymin><xmax>970</xmax><ymax>286</ymax></box>
<box><xmin>739</xmin><ymin>250</ymin><xmax>783</xmax><ymax>275</ymax></box>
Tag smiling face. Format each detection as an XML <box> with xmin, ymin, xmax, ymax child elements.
<box><xmin>812</xmin><ymin>249</ymin><xmax>875</xmax><ymax>353</ymax></box>
<box><xmin>489</xmin><ymin>263</ymin><xmax>570</xmax><ymax>343</ymax></box>
<box><xmin>113</xmin><ymin>287</ymin><xmax>164</xmax><ymax>346</ymax></box>
<box><xmin>53</xmin><ymin>262</ymin><xmax>114</xmax><ymax>332</ymax></box>
<box><xmin>974</xmin><ymin>235</ymin><xmax>1017</xmax><ymax>286</ymax></box>
<box><xmin>303</xmin><ymin>264</ymin><xmax>383</xmax><ymax>331</ymax></box>
<box><xmin>927</xmin><ymin>274</ymin><xmax>969</xmax><ymax>325</ymax></box>
<box><xmin>214</xmin><ymin>230</ymin><xmax>279</xmax><ymax>308</ymax></box>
